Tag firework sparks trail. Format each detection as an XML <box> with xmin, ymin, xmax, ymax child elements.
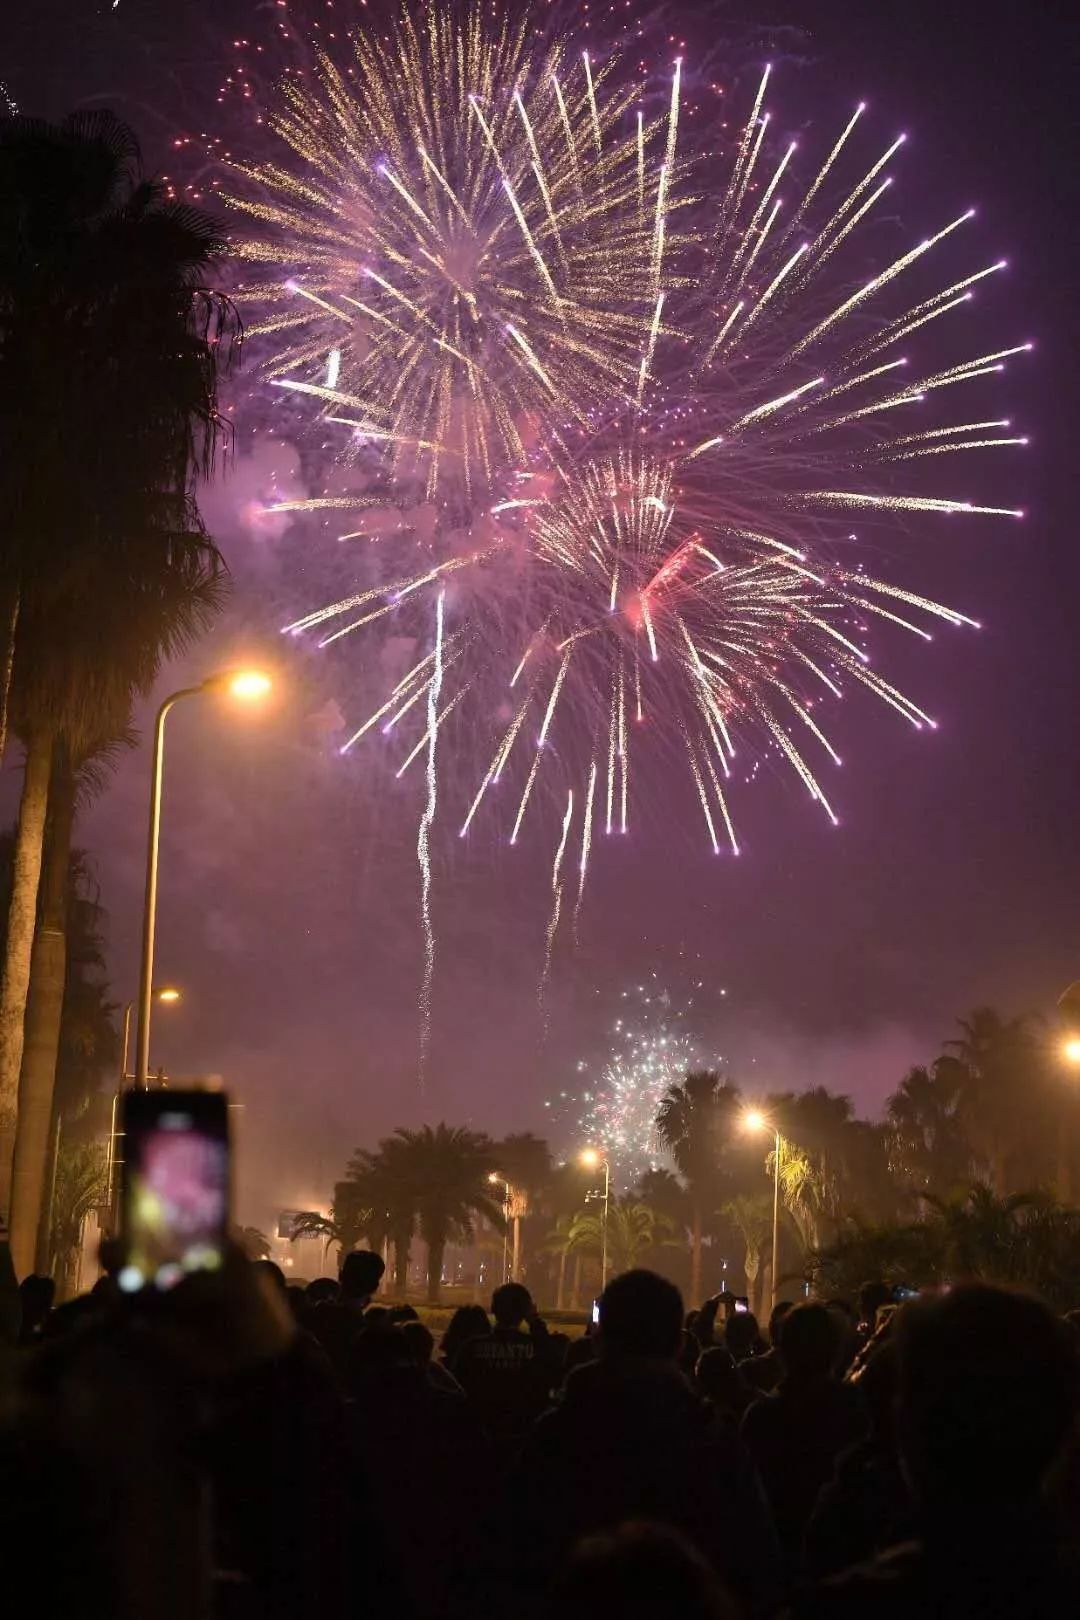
<box><xmin>417</xmin><ymin>589</ymin><xmax>445</xmax><ymax>1076</ymax></box>
<box><xmin>253</xmin><ymin>13</ymin><xmax>1029</xmax><ymax>966</ymax></box>
<box><xmin>540</xmin><ymin>788</ymin><xmax>575</xmax><ymax>1017</ymax></box>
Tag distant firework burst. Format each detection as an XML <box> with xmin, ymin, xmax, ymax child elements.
<box><xmin>241</xmin><ymin>4</ymin><xmax>1030</xmax><ymax>956</ymax></box>
<box><xmin>546</xmin><ymin>978</ymin><xmax>723</xmax><ymax>1186</ymax></box>
<box><xmin>229</xmin><ymin>3</ymin><xmax>670</xmax><ymax>501</ymax></box>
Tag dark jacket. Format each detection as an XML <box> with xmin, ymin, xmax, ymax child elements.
<box><xmin>502</xmin><ymin>1354</ymin><xmax>780</xmax><ymax>1615</ymax></box>
<box><xmin>742</xmin><ymin>1375</ymin><xmax>865</xmax><ymax>1573</ymax></box>
<box><xmin>785</xmin><ymin>1507</ymin><xmax>1080</xmax><ymax>1620</ymax></box>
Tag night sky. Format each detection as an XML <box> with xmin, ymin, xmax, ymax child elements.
<box><xmin>3</xmin><ymin>1</ymin><xmax>1078</xmax><ymax>1233</ymax></box>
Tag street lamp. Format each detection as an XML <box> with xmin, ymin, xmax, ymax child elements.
<box><xmin>743</xmin><ymin>1110</ymin><xmax>781</xmax><ymax>1312</ymax></box>
<box><xmin>488</xmin><ymin>1172</ymin><xmax>511</xmax><ymax>1281</ymax></box>
<box><xmin>1057</xmin><ymin>1032</ymin><xmax>1080</xmax><ymax>1202</ymax></box>
<box><xmin>580</xmin><ymin>1147</ymin><xmax>611</xmax><ymax>1290</ymax></box>
<box><xmin>105</xmin><ymin>986</ymin><xmax>183</xmax><ymax>1226</ymax></box>
<box><xmin>135</xmin><ymin>668</ymin><xmax>273</xmax><ymax>1086</ymax></box>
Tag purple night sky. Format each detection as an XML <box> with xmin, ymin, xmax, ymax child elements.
<box><xmin>3</xmin><ymin>1</ymin><xmax>1077</xmax><ymax>1234</ymax></box>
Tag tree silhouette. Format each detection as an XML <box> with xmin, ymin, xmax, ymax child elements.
<box><xmin>238</xmin><ymin>1226</ymin><xmax>272</xmax><ymax>1261</ymax></box>
<box><xmin>0</xmin><ymin>110</ymin><xmax>236</xmax><ymax>1252</ymax></box>
<box><xmin>343</xmin><ymin>1146</ymin><xmax>416</xmax><ymax>1291</ymax></box>
<box><xmin>564</xmin><ymin>1197</ymin><xmax>676</xmax><ymax>1277</ymax></box>
<box><xmin>492</xmin><ymin>1129</ymin><xmax>552</xmax><ymax>1277</ymax></box>
<box><xmin>656</xmin><ymin>1070</ymin><xmax>742</xmax><ymax>1303</ymax></box>
<box><xmin>48</xmin><ymin>1138</ymin><xmax>107</xmax><ymax>1298</ymax></box>
<box><xmin>290</xmin><ymin>1177</ymin><xmax>375</xmax><ymax>1268</ymax></box>
<box><xmin>723</xmin><ymin>1192</ymin><xmax>774</xmax><ymax>1318</ymax></box>
<box><xmin>945</xmin><ymin>1008</ymin><xmax>1044</xmax><ymax>1194</ymax></box>
<box><xmin>887</xmin><ymin>1061</ymin><xmax>971</xmax><ymax>1200</ymax></box>
<box><xmin>812</xmin><ymin>1184</ymin><xmax>1080</xmax><ymax>1311</ymax></box>
<box><xmin>374</xmin><ymin>1124</ymin><xmax>502</xmax><ymax>1302</ymax></box>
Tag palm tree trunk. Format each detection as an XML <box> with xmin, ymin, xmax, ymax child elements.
<box><xmin>556</xmin><ymin>1246</ymin><xmax>567</xmax><ymax>1310</ymax></box>
<box><xmin>393</xmin><ymin>1233</ymin><xmax>410</xmax><ymax>1294</ymax></box>
<box><xmin>37</xmin><ymin>1113</ymin><xmax>61</xmax><ymax>1277</ymax></box>
<box><xmin>992</xmin><ymin>1146</ymin><xmax>1007</xmax><ymax>1197</ymax></box>
<box><xmin>745</xmin><ymin>1254</ymin><xmax>760</xmax><ymax>1318</ymax></box>
<box><xmin>427</xmin><ymin>1237</ymin><xmax>445</xmax><ymax>1303</ymax></box>
<box><xmin>10</xmin><ymin>747</ymin><xmax>75</xmax><ymax>1276</ymax></box>
<box><xmin>1057</xmin><ymin>1113</ymin><xmax>1072</xmax><ymax>1206</ymax></box>
<box><xmin>571</xmin><ymin>1251</ymin><xmax>583</xmax><ymax>1309</ymax></box>
<box><xmin>0</xmin><ymin>586</ymin><xmax>20</xmax><ymax>767</ymax></box>
<box><xmin>0</xmin><ymin>729</ymin><xmax>52</xmax><ymax>1217</ymax></box>
<box><xmin>690</xmin><ymin>1203</ymin><xmax>703</xmax><ymax>1306</ymax></box>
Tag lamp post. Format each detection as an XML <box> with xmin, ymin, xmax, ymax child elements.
<box><xmin>106</xmin><ymin>987</ymin><xmax>182</xmax><ymax>1226</ymax></box>
<box><xmin>488</xmin><ymin>1172</ymin><xmax>511</xmax><ymax>1281</ymax></box>
<box><xmin>743</xmin><ymin>1110</ymin><xmax>781</xmax><ymax>1313</ymax></box>
<box><xmin>135</xmin><ymin>669</ymin><xmax>272</xmax><ymax>1086</ymax></box>
<box><xmin>580</xmin><ymin>1147</ymin><xmax>611</xmax><ymax>1290</ymax></box>
<box><xmin>1058</xmin><ymin>1034</ymin><xmax>1080</xmax><ymax>1204</ymax></box>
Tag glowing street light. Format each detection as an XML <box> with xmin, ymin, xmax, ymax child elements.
<box><xmin>580</xmin><ymin>1147</ymin><xmax>611</xmax><ymax>1289</ymax></box>
<box><xmin>488</xmin><ymin>1171</ymin><xmax>512</xmax><ymax>1281</ymax></box>
<box><xmin>1062</xmin><ymin>1037</ymin><xmax>1080</xmax><ymax>1067</ymax></box>
<box><xmin>742</xmin><ymin>1109</ymin><xmax>782</xmax><ymax>1312</ymax></box>
<box><xmin>136</xmin><ymin>669</ymin><xmax>274</xmax><ymax>1085</ymax></box>
<box><xmin>226</xmin><ymin>669</ymin><xmax>274</xmax><ymax>701</ymax></box>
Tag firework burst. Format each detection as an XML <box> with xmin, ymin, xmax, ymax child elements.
<box><xmin>229</xmin><ymin>3</ymin><xmax>677</xmax><ymax>501</ymax></box>
<box><xmin>249</xmin><ymin>12</ymin><xmax>1029</xmax><ymax>962</ymax></box>
<box><xmin>546</xmin><ymin>979</ymin><xmax>721</xmax><ymax>1186</ymax></box>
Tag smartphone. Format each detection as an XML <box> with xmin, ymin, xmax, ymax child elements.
<box><xmin>119</xmin><ymin>1089</ymin><xmax>230</xmax><ymax>1294</ymax></box>
<box><xmin>591</xmin><ymin>1298</ymin><xmax>601</xmax><ymax>1326</ymax></box>
<box><xmin>892</xmin><ymin>1284</ymin><xmax>919</xmax><ymax>1302</ymax></box>
<box><xmin>734</xmin><ymin>1296</ymin><xmax>750</xmax><ymax>1314</ymax></box>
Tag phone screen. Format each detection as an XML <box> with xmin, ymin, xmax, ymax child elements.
<box><xmin>119</xmin><ymin>1089</ymin><xmax>230</xmax><ymax>1293</ymax></box>
<box><xmin>734</xmin><ymin>1297</ymin><xmax>750</xmax><ymax>1314</ymax></box>
<box><xmin>591</xmin><ymin>1298</ymin><xmax>601</xmax><ymax>1326</ymax></box>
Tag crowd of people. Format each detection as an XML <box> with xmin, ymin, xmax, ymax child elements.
<box><xmin>1</xmin><ymin>1228</ymin><xmax>1078</xmax><ymax>1619</ymax></box>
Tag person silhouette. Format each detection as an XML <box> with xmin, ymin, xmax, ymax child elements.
<box><xmin>787</xmin><ymin>1285</ymin><xmax>1080</xmax><ymax>1619</ymax></box>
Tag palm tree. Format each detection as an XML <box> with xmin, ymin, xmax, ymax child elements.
<box><xmin>656</xmin><ymin>1070</ymin><xmax>742</xmax><ymax>1303</ymax></box>
<box><xmin>635</xmin><ymin>1166</ymin><xmax>692</xmax><ymax>1231</ymax></box>
<box><xmin>348</xmin><ymin>1141</ymin><xmax>418</xmax><ymax>1292</ymax></box>
<box><xmin>811</xmin><ymin>1184</ymin><xmax>1080</xmax><ymax>1310</ymax></box>
<box><xmin>48</xmin><ymin>1138</ymin><xmax>107</xmax><ymax>1298</ymax></box>
<box><xmin>238</xmin><ymin>1227</ymin><xmax>272</xmax><ymax>1261</ymax></box>
<box><xmin>723</xmin><ymin>1192</ymin><xmax>774</xmax><ymax>1318</ymax></box>
<box><xmin>291</xmin><ymin>1175</ymin><xmax>378</xmax><ymax>1267</ymax></box>
<box><xmin>54</xmin><ymin>932</ymin><xmax>117</xmax><ymax>1125</ymax></box>
<box><xmin>540</xmin><ymin>1212</ymin><xmax>578</xmax><ymax>1309</ymax></box>
<box><xmin>0</xmin><ymin>829</ymin><xmax>118</xmax><ymax>1268</ymax></box>
<box><xmin>493</xmin><ymin>1132</ymin><xmax>552</xmax><ymax>1194</ymax></box>
<box><xmin>0</xmin><ymin>111</ymin><xmax>235</xmax><ymax>1243</ymax></box>
<box><xmin>808</xmin><ymin>1215</ymin><xmax>940</xmax><ymax>1299</ymax></box>
<box><xmin>375</xmin><ymin>1124</ymin><xmax>503</xmax><ymax>1302</ymax></box>
<box><xmin>887</xmin><ymin>1062</ymin><xmax>972</xmax><ymax>1200</ymax></box>
<box><xmin>773</xmin><ymin>1139</ymin><xmax>826</xmax><ymax>1254</ymax></box>
<box><xmin>920</xmin><ymin>1184</ymin><xmax>1040</xmax><ymax>1280</ymax></box>
<box><xmin>492</xmin><ymin>1130</ymin><xmax>552</xmax><ymax>1278</ymax></box>
<box><xmin>778</xmin><ymin>1089</ymin><xmax>854</xmax><ymax>1222</ymax></box>
<box><xmin>946</xmin><ymin>1008</ymin><xmax>1040</xmax><ymax>1194</ymax></box>
<box><xmin>565</xmin><ymin>1198</ymin><xmax>676</xmax><ymax>1277</ymax></box>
